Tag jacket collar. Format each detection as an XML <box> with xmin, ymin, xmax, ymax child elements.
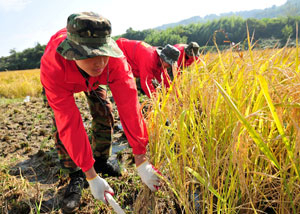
<box><xmin>63</xmin><ymin>59</ymin><xmax>86</xmax><ymax>85</ymax></box>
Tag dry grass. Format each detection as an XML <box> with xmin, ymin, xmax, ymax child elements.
<box><xmin>0</xmin><ymin>69</ymin><xmax>42</xmax><ymax>98</ymax></box>
<box><xmin>144</xmin><ymin>46</ymin><xmax>300</xmax><ymax>213</ymax></box>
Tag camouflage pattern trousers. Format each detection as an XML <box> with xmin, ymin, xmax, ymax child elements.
<box><xmin>43</xmin><ymin>87</ymin><xmax>114</xmax><ymax>173</ymax></box>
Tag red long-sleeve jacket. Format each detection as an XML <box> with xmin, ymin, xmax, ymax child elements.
<box><xmin>116</xmin><ymin>38</ymin><xmax>171</xmax><ymax>98</ymax></box>
<box><xmin>174</xmin><ymin>44</ymin><xmax>199</xmax><ymax>68</ymax></box>
<box><xmin>40</xmin><ymin>29</ymin><xmax>148</xmax><ymax>172</ymax></box>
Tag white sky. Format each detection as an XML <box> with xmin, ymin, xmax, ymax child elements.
<box><xmin>0</xmin><ymin>0</ymin><xmax>287</xmax><ymax>57</ymax></box>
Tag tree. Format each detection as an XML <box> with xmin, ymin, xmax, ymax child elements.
<box><xmin>282</xmin><ymin>25</ymin><xmax>293</xmax><ymax>41</ymax></box>
<box><xmin>0</xmin><ymin>44</ymin><xmax>45</xmax><ymax>71</ymax></box>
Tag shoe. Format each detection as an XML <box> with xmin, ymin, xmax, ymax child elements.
<box><xmin>61</xmin><ymin>170</ymin><xmax>85</xmax><ymax>213</ymax></box>
<box><xmin>94</xmin><ymin>158</ymin><xmax>122</xmax><ymax>177</ymax></box>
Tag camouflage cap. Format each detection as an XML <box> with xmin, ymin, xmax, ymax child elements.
<box><xmin>156</xmin><ymin>44</ymin><xmax>180</xmax><ymax>66</ymax></box>
<box><xmin>57</xmin><ymin>12</ymin><xmax>123</xmax><ymax>60</ymax></box>
<box><xmin>185</xmin><ymin>42</ymin><xmax>200</xmax><ymax>57</ymax></box>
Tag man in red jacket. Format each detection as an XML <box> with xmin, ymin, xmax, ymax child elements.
<box><xmin>116</xmin><ymin>38</ymin><xmax>180</xmax><ymax>98</ymax></box>
<box><xmin>174</xmin><ymin>42</ymin><xmax>200</xmax><ymax>69</ymax></box>
<box><xmin>40</xmin><ymin>12</ymin><xmax>160</xmax><ymax>213</ymax></box>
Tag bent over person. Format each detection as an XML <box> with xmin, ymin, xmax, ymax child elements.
<box><xmin>174</xmin><ymin>41</ymin><xmax>200</xmax><ymax>69</ymax></box>
<box><xmin>40</xmin><ymin>12</ymin><xmax>161</xmax><ymax>213</ymax></box>
<box><xmin>116</xmin><ymin>38</ymin><xmax>180</xmax><ymax>98</ymax></box>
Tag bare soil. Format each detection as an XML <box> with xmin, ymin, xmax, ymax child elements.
<box><xmin>0</xmin><ymin>96</ymin><xmax>142</xmax><ymax>213</ymax></box>
<box><xmin>0</xmin><ymin>96</ymin><xmax>181</xmax><ymax>214</ymax></box>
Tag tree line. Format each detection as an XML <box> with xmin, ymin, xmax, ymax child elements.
<box><xmin>0</xmin><ymin>43</ymin><xmax>45</xmax><ymax>71</ymax></box>
<box><xmin>0</xmin><ymin>16</ymin><xmax>299</xmax><ymax>71</ymax></box>
<box><xmin>155</xmin><ymin>0</ymin><xmax>300</xmax><ymax>30</ymax></box>
<box><xmin>118</xmin><ymin>16</ymin><xmax>300</xmax><ymax>49</ymax></box>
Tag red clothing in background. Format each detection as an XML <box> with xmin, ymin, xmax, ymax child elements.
<box><xmin>174</xmin><ymin>44</ymin><xmax>199</xmax><ymax>68</ymax></box>
<box><xmin>116</xmin><ymin>38</ymin><xmax>171</xmax><ymax>98</ymax></box>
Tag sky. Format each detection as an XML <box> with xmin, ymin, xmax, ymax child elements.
<box><xmin>0</xmin><ymin>0</ymin><xmax>287</xmax><ymax>57</ymax></box>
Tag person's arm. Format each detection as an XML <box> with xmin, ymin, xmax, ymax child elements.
<box><xmin>109</xmin><ymin>57</ymin><xmax>148</xmax><ymax>155</ymax></box>
<box><xmin>44</xmin><ymin>85</ymin><xmax>95</xmax><ymax>172</ymax></box>
<box><xmin>140</xmin><ymin>66</ymin><xmax>156</xmax><ymax>98</ymax></box>
<box><xmin>108</xmin><ymin>58</ymin><xmax>161</xmax><ymax>191</ymax></box>
<box><xmin>84</xmin><ymin>167</ymin><xmax>97</xmax><ymax>179</ymax></box>
<box><xmin>134</xmin><ymin>154</ymin><xmax>147</xmax><ymax>166</ymax></box>
<box><xmin>161</xmin><ymin>68</ymin><xmax>172</xmax><ymax>89</ymax></box>
<box><xmin>174</xmin><ymin>44</ymin><xmax>185</xmax><ymax>68</ymax></box>
<box><xmin>186</xmin><ymin>55</ymin><xmax>199</xmax><ymax>67</ymax></box>
<box><xmin>40</xmin><ymin>65</ymin><xmax>94</xmax><ymax>172</ymax></box>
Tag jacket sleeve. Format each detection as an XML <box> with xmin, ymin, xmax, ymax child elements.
<box><xmin>139</xmin><ymin>60</ymin><xmax>156</xmax><ymax>98</ymax></box>
<box><xmin>174</xmin><ymin>44</ymin><xmax>185</xmax><ymax>67</ymax></box>
<box><xmin>186</xmin><ymin>56</ymin><xmax>199</xmax><ymax>67</ymax></box>
<box><xmin>40</xmin><ymin>58</ymin><xmax>94</xmax><ymax>172</ymax></box>
<box><xmin>161</xmin><ymin>68</ymin><xmax>171</xmax><ymax>89</ymax></box>
<box><xmin>108</xmin><ymin>57</ymin><xmax>148</xmax><ymax>154</ymax></box>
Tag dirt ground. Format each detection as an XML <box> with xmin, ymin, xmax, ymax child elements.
<box><xmin>0</xmin><ymin>96</ymin><xmax>144</xmax><ymax>213</ymax></box>
<box><xmin>0</xmin><ymin>94</ymin><xmax>182</xmax><ymax>214</ymax></box>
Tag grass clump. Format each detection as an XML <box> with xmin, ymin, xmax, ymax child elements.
<box><xmin>144</xmin><ymin>46</ymin><xmax>300</xmax><ymax>213</ymax></box>
<box><xmin>0</xmin><ymin>69</ymin><xmax>42</xmax><ymax>98</ymax></box>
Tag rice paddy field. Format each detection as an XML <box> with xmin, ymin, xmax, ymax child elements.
<box><xmin>0</xmin><ymin>69</ymin><xmax>42</xmax><ymax>99</ymax></box>
<box><xmin>0</xmin><ymin>44</ymin><xmax>299</xmax><ymax>213</ymax></box>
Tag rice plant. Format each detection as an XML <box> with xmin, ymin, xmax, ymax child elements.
<box><xmin>145</xmin><ymin>45</ymin><xmax>300</xmax><ymax>213</ymax></box>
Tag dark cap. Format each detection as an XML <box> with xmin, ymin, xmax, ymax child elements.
<box><xmin>185</xmin><ymin>42</ymin><xmax>200</xmax><ymax>57</ymax></box>
<box><xmin>156</xmin><ymin>44</ymin><xmax>180</xmax><ymax>66</ymax></box>
<box><xmin>57</xmin><ymin>12</ymin><xmax>123</xmax><ymax>60</ymax></box>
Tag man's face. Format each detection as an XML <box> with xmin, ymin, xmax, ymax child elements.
<box><xmin>75</xmin><ymin>56</ymin><xmax>109</xmax><ymax>77</ymax></box>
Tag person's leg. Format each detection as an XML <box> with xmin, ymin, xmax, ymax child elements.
<box><xmin>42</xmin><ymin>87</ymin><xmax>85</xmax><ymax>213</ymax></box>
<box><xmin>85</xmin><ymin>86</ymin><xmax>121</xmax><ymax>176</ymax></box>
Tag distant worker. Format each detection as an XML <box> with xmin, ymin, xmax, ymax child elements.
<box><xmin>40</xmin><ymin>12</ymin><xmax>161</xmax><ymax>213</ymax></box>
<box><xmin>116</xmin><ymin>38</ymin><xmax>180</xmax><ymax>98</ymax></box>
<box><xmin>174</xmin><ymin>41</ymin><xmax>200</xmax><ymax>69</ymax></box>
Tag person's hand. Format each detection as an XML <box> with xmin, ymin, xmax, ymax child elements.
<box><xmin>136</xmin><ymin>160</ymin><xmax>161</xmax><ymax>191</ymax></box>
<box><xmin>87</xmin><ymin>175</ymin><xmax>114</xmax><ymax>203</ymax></box>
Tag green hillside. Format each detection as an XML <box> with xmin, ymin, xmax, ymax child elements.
<box><xmin>155</xmin><ymin>0</ymin><xmax>300</xmax><ymax>30</ymax></box>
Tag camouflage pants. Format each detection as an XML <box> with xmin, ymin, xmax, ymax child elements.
<box><xmin>42</xmin><ymin>87</ymin><xmax>114</xmax><ymax>173</ymax></box>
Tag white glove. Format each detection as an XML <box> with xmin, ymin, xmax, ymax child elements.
<box><xmin>137</xmin><ymin>160</ymin><xmax>161</xmax><ymax>191</ymax></box>
<box><xmin>87</xmin><ymin>175</ymin><xmax>114</xmax><ymax>203</ymax></box>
